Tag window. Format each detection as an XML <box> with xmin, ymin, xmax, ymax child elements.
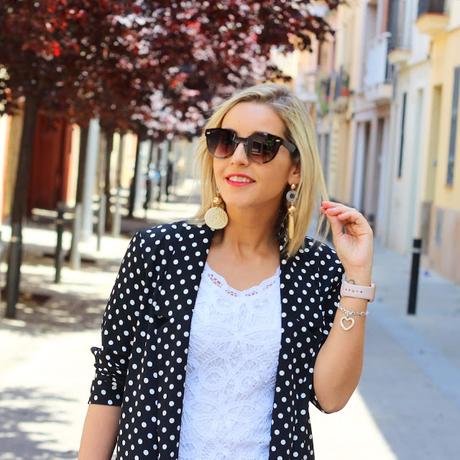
<box><xmin>447</xmin><ymin>66</ymin><xmax>460</xmax><ymax>185</ymax></box>
<box><xmin>398</xmin><ymin>92</ymin><xmax>407</xmax><ymax>178</ymax></box>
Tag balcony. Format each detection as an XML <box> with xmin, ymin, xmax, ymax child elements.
<box><xmin>416</xmin><ymin>0</ymin><xmax>448</xmax><ymax>36</ymax></box>
<box><xmin>316</xmin><ymin>76</ymin><xmax>332</xmax><ymax>115</ymax></box>
<box><xmin>363</xmin><ymin>32</ymin><xmax>392</xmax><ymax>103</ymax></box>
<box><xmin>388</xmin><ymin>47</ymin><xmax>411</xmax><ymax>65</ymax></box>
<box><xmin>331</xmin><ymin>68</ymin><xmax>350</xmax><ymax>113</ymax></box>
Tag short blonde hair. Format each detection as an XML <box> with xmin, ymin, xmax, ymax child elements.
<box><xmin>188</xmin><ymin>83</ymin><xmax>331</xmax><ymax>259</ymax></box>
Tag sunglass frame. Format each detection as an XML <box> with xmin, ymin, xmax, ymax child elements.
<box><xmin>205</xmin><ymin>128</ymin><xmax>298</xmax><ymax>164</ymax></box>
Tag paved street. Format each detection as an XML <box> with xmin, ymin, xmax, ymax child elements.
<box><xmin>0</xmin><ymin>198</ymin><xmax>459</xmax><ymax>459</ymax></box>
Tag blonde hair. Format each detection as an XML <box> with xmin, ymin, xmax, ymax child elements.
<box><xmin>187</xmin><ymin>83</ymin><xmax>331</xmax><ymax>259</ymax></box>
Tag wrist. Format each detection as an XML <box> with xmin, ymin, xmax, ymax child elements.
<box><xmin>340</xmin><ymin>266</ymin><xmax>376</xmax><ymax>303</ymax></box>
<box><xmin>343</xmin><ymin>269</ymin><xmax>372</xmax><ymax>286</ymax></box>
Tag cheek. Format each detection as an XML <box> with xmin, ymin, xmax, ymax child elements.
<box><xmin>212</xmin><ymin>160</ymin><xmax>220</xmax><ymax>179</ymax></box>
<box><xmin>263</xmin><ymin>162</ymin><xmax>290</xmax><ymax>190</ymax></box>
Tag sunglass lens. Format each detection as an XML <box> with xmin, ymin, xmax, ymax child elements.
<box><xmin>249</xmin><ymin>134</ymin><xmax>278</xmax><ymax>163</ymax></box>
<box><xmin>206</xmin><ymin>129</ymin><xmax>234</xmax><ymax>158</ymax></box>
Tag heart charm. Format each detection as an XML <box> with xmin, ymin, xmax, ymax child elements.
<box><xmin>340</xmin><ymin>316</ymin><xmax>355</xmax><ymax>331</ymax></box>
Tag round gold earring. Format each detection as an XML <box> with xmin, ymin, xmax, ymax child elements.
<box><xmin>204</xmin><ymin>190</ymin><xmax>228</xmax><ymax>230</ymax></box>
<box><xmin>286</xmin><ymin>183</ymin><xmax>297</xmax><ymax>240</ymax></box>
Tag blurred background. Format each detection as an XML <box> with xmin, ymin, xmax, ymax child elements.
<box><xmin>0</xmin><ymin>1</ymin><xmax>459</xmax><ymax>459</ymax></box>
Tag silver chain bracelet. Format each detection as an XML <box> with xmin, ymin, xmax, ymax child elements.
<box><xmin>338</xmin><ymin>305</ymin><xmax>369</xmax><ymax>331</ymax></box>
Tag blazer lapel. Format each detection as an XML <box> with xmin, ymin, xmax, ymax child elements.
<box><xmin>268</xmin><ymin>243</ymin><xmax>324</xmax><ymax>458</ymax></box>
<box><xmin>150</xmin><ymin>222</ymin><xmax>214</xmax><ymax>458</ymax></box>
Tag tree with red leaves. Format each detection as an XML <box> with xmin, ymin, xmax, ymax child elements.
<box><xmin>138</xmin><ymin>0</ymin><xmax>342</xmax><ymax>138</ymax></box>
<box><xmin>0</xmin><ymin>0</ymin><xmax>341</xmax><ymax>318</ymax></box>
<box><xmin>0</xmin><ymin>0</ymin><xmax>154</xmax><ymax>318</ymax></box>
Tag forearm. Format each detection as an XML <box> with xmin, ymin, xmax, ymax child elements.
<box><xmin>313</xmin><ymin>269</ymin><xmax>371</xmax><ymax>413</ymax></box>
<box><xmin>78</xmin><ymin>404</ymin><xmax>121</xmax><ymax>459</ymax></box>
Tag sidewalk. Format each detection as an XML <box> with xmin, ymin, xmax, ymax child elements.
<box><xmin>0</xmin><ymin>199</ymin><xmax>459</xmax><ymax>459</ymax></box>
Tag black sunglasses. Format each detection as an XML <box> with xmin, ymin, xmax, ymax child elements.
<box><xmin>205</xmin><ymin>128</ymin><xmax>299</xmax><ymax>164</ymax></box>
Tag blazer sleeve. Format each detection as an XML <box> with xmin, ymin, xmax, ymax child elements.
<box><xmin>309</xmin><ymin>244</ymin><xmax>344</xmax><ymax>413</ymax></box>
<box><xmin>88</xmin><ymin>230</ymin><xmax>147</xmax><ymax>406</ymax></box>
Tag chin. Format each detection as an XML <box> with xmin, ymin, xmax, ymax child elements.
<box><xmin>223</xmin><ymin>198</ymin><xmax>261</xmax><ymax>211</ymax></box>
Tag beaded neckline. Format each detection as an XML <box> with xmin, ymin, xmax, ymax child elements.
<box><xmin>203</xmin><ymin>262</ymin><xmax>280</xmax><ymax>298</ymax></box>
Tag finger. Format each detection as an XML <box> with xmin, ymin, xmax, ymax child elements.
<box><xmin>324</xmin><ymin>209</ymin><xmax>346</xmax><ymax>236</ymax></box>
<box><xmin>336</xmin><ymin>210</ymin><xmax>362</xmax><ymax>224</ymax></box>
<box><xmin>324</xmin><ymin>205</ymin><xmax>353</xmax><ymax>215</ymax></box>
<box><xmin>321</xmin><ymin>201</ymin><xmax>343</xmax><ymax>209</ymax></box>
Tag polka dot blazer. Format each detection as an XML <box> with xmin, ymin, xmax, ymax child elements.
<box><xmin>88</xmin><ymin>220</ymin><xmax>344</xmax><ymax>459</ymax></box>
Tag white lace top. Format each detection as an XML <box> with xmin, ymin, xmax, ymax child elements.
<box><xmin>177</xmin><ymin>262</ymin><xmax>282</xmax><ymax>460</ymax></box>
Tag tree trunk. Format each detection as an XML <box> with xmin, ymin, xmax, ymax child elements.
<box><xmin>155</xmin><ymin>140</ymin><xmax>162</xmax><ymax>170</ymax></box>
<box><xmin>127</xmin><ymin>134</ymin><xmax>143</xmax><ymax>218</ymax></box>
<box><xmin>112</xmin><ymin>132</ymin><xmax>125</xmax><ymax>237</ymax></box>
<box><xmin>104</xmin><ymin>129</ymin><xmax>114</xmax><ymax>231</ymax></box>
<box><xmin>69</xmin><ymin>125</ymin><xmax>89</xmax><ymax>265</ymax></box>
<box><xmin>75</xmin><ymin>126</ymin><xmax>89</xmax><ymax>205</ymax></box>
<box><xmin>143</xmin><ymin>140</ymin><xmax>156</xmax><ymax>211</ymax></box>
<box><xmin>5</xmin><ymin>96</ymin><xmax>39</xmax><ymax>319</ymax></box>
<box><xmin>155</xmin><ymin>141</ymin><xmax>164</xmax><ymax>203</ymax></box>
<box><xmin>80</xmin><ymin>118</ymin><xmax>100</xmax><ymax>241</ymax></box>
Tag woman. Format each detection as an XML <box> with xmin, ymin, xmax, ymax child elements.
<box><xmin>79</xmin><ymin>83</ymin><xmax>375</xmax><ymax>459</ymax></box>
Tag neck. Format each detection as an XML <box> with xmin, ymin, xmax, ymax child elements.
<box><xmin>213</xmin><ymin>206</ymin><xmax>282</xmax><ymax>258</ymax></box>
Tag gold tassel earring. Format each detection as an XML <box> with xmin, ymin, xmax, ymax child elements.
<box><xmin>204</xmin><ymin>190</ymin><xmax>228</xmax><ymax>230</ymax></box>
<box><xmin>286</xmin><ymin>183</ymin><xmax>297</xmax><ymax>241</ymax></box>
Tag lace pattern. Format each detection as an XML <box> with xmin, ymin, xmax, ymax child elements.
<box><xmin>177</xmin><ymin>263</ymin><xmax>282</xmax><ymax>460</ymax></box>
<box><xmin>205</xmin><ymin>263</ymin><xmax>280</xmax><ymax>297</ymax></box>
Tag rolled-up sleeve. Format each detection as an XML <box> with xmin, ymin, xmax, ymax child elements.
<box><xmin>309</xmin><ymin>244</ymin><xmax>344</xmax><ymax>413</ymax></box>
<box><xmin>88</xmin><ymin>231</ymin><xmax>146</xmax><ymax>406</ymax></box>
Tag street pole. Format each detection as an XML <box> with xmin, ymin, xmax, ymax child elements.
<box><xmin>407</xmin><ymin>238</ymin><xmax>422</xmax><ymax>315</ymax></box>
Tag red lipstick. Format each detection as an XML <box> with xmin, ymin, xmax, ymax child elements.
<box><xmin>225</xmin><ymin>173</ymin><xmax>255</xmax><ymax>187</ymax></box>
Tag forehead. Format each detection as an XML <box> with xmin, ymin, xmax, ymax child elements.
<box><xmin>221</xmin><ymin>102</ymin><xmax>285</xmax><ymax>137</ymax></box>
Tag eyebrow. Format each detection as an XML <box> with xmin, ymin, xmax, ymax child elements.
<box><xmin>220</xmin><ymin>128</ymin><xmax>283</xmax><ymax>138</ymax></box>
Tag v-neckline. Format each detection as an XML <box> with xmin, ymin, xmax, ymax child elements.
<box><xmin>204</xmin><ymin>262</ymin><xmax>281</xmax><ymax>297</ymax></box>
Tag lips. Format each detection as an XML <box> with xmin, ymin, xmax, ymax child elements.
<box><xmin>225</xmin><ymin>173</ymin><xmax>255</xmax><ymax>182</ymax></box>
<box><xmin>225</xmin><ymin>174</ymin><xmax>255</xmax><ymax>187</ymax></box>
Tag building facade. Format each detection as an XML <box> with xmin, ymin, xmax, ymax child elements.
<box><xmin>289</xmin><ymin>0</ymin><xmax>459</xmax><ymax>283</ymax></box>
<box><xmin>417</xmin><ymin>0</ymin><xmax>460</xmax><ymax>281</ymax></box>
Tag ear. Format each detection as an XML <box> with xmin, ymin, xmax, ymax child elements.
<box><xmin>288</xmin><ymin>158</ymin><xmax>301</xmax><ymax>185</ymax></box>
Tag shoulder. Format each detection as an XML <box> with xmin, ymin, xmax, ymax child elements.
<box><xmin>133</xmin><ymin>219</ymin><xmax>211</xmax><ymax>251</ymax></box>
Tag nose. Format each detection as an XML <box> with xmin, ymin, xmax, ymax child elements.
<box><xmin>230</xmin><ymin>142</ymin><xmax>249</xmax><ymax>165</ymax></box>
